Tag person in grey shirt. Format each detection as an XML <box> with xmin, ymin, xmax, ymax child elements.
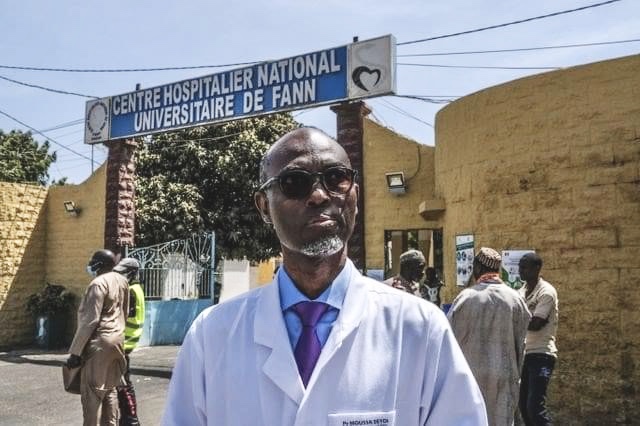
<box><xmin>519</xmin><ymin>252</ymin><xmax>558</xmax><ymax>426</ymax></box>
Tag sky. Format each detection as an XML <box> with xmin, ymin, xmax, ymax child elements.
<box><xmin>1</xmin><ymin>0</ymin><xmax>638</xmax><ymax>184</ymax></box>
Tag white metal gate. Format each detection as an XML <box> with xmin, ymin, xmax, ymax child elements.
<box><xmin>126</xmin><ymin>232</ymin><xmax>218</xmax><ymax>300</ymax></box>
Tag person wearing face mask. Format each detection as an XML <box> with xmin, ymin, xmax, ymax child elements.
<box><xmin>67</xmin><ymin>249</ymin><xmax>129</xmax><ymax>425</ymax></box>
<box><xmin>113</xmin><ymin>258</ymin><xmax>144</xmax><ymax>426</ymax></box>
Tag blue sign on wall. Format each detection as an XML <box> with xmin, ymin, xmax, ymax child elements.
<box><xmin>85</xmin><ymin>35</ymin><xmax>396</xmax><ymax>143</ymax></box>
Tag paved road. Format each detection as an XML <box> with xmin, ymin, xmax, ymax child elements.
<box><xmin>0</xmin><ymin>345</ymin><xmax>179</xmax><ymax>425</ymax></box>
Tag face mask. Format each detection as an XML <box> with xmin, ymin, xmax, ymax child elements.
<box><xmin>86</xmin><ymin>261</ymin><xmax>101</xmax><ymax>278</ymax></box>
<box><xmin>86</xmin><ymin>265</ymin><xmax>97</xmax><ymax>277</ymax></box>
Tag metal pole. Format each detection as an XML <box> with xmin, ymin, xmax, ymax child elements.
<box><xmin>183</xmin><ymin>240</ymin><xmax>188</xmax><ymax>299</ymax></box>
<box><xmin>209</xmin><ymin>232</ymin><xmax>216</xmax><ymax>303</ymax></box>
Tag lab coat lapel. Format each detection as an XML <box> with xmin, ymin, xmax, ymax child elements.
<box><xmin>254</xmin><ymin>280</ymin><xmax>304</xmax><ymax>406</ymax></box>
<box><xmin>305</xmin><ymin>261</ymin><xmax>367</xmax><ymax>390</ymax></box>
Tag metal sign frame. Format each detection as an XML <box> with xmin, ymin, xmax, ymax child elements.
<box><xmin>85</xmin><ymin>35</ymin><xmax>396</xmax><ymax>144</ymax></box>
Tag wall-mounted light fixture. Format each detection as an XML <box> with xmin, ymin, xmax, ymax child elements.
<box><xmin>63</xmin><ymin>200</ymin><xmax>81</xmax><ymax>216</ymax></box>
<box><xmin>385</xmin><ymin>172</ymin><xmax>407</xmax><ymax>194</ymax></box>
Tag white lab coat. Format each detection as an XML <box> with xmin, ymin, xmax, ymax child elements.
<box><xmin>163</xmin><ymin>260</ymin><xmax>487</xmax><ymax>426</ymax></box>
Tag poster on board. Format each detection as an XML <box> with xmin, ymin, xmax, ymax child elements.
<box><xmin>455</xmin><ymin>234</ymin><xmax>474</xmax><ymax>287</ymax></box>
<box><xmin>501</xmin><ymin>249</ymin><xmax>535</xmax><ymax>289</ymax></box>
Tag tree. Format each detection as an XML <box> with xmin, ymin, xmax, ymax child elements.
<box><xmin>135</xmin><ymin>113</ymin><xmax>299</xmax><ymax>262</ymax></box>
<box><xmin>0</xmin><ymin>130</ymin><xmax>56</xmax><ymax>185</ymax></box>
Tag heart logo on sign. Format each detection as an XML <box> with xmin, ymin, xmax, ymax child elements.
<box><xmin>352</xmin><ymin>66</ymin><xmax>382</xmax><ymax>92</ymax></box>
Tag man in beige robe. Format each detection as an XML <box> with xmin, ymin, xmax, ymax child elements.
<box><xmin>67</xmin><ymin>250</ymin><xmax>129</xmax><ymax>426</ymax></box>
<box><xmin>448</xmin><ymin>247</ymin><xmax>531</xmax><ymax>426</ymax></box>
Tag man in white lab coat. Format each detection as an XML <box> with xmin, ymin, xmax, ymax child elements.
<box><xmin>162</xmin><ymin>127</ymin><xmax>487</xmax><ymax>426</ymax></box>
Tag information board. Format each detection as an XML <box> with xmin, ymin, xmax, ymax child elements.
<box><xmin>500</xmin><ymin>249</ymin><xmax>535</xmax><ymax>289</ymax></box>
<box><xmin>455</xmin><ymin>234</ymin><xmax>474</xmax><ymax>287</ymax></box>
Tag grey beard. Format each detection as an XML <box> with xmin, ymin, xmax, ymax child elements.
<box><xmin>298</xmin><ymin>235</ymin><xmax>344</xmax><ymax>257</ymax></box>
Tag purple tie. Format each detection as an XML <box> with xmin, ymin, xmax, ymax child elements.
<box><xmin>292</xmin><ymin>301</ymin><xmax>329</xmax><ymax>386</ymax></box>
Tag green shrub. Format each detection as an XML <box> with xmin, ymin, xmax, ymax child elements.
<box><xmin>26</xmin><ymin>283</ymin><xmax>75</xmax><ymax>316</ymax></box>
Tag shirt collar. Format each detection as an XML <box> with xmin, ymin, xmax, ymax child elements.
<box><xmin>278</xmin><ymin>260</ymin><xmax>352</xmax><ymax>312</ymax></box>
<box><xmin>476</xmin><ymin>272</ymin><xmax>502</xmax><ymax>284</ymax></box>
<box><xmin>525</xmin><ymin>277</ymin><xmax>542</xmax><ymax>292</ymax></box>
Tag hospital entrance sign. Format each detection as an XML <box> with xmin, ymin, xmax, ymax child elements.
<box><xmin>85</xmin><ymin>35</ymin><xmax>396</xmax><ymax>144</ymax></box>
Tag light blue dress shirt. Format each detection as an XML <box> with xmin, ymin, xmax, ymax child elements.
<box><xmin>278</xmin><ymin>263</ymin><xmax>349</xmax><ymax>350</ymax></box>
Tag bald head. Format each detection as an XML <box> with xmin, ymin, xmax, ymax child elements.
<box><xmin>259</xmin><ymin>127</ymin><xmax>351</xmax><ymax>183</ymax></box>
<box><xmin>254</xmin><ymin>126</ymin><xmax>359</xmax><ymax>262</ymax></box>
<box><xmin>88</xmin><ymin>249</ymin><xmax>116</xmax><ymax>275</ymax></box>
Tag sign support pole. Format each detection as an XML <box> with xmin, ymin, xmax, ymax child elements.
<box><xmin>331</xmin><ymin>101</ymin><xmax>371</xmax><ymax>271</ymax></box>
<box><xmin>104</xmin><ymin>138</ymin><xmax>137</xmax><ymax>256</ymax></box>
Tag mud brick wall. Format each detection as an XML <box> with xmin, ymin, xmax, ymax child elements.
<box><xmin>45</xmin><ymin>165</ymin><xmax>107</xmax><ymax>293</ymax></box>
<box><xmin>104</xmin><ymin>139</ymin><xmax>136</xmax><ymax>255</ymax></box>
<box><xmin>0</xmin><ymin>183</ymin><xmax>47</xmax><ymax>347</ymax></box>
<box><xmin>0</xmin><ymin>165</ymin><xmax>107</xmax><ymax>348</ymax></box>
<box><xmin>435</xmin><ymin>54</ymin><xmax>640</xmax><ymax>424</ymax></box>
<box><xmin>362</xmin><ymin>119</ymin><xmax>436</xmax><ymax>270</ymax></box>
<box><xmin>332</xmin><ymin>101</ymin><xmax>370</xmax><ymax>270</ymax></box>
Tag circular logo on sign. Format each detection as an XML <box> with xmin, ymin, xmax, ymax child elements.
<box><xmin>86</xmin><ymin>101</ymin><xmax>108</xmax><ymax>137</ymax></box>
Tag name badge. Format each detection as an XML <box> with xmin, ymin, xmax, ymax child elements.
<box><xmin>328</xmin><ymin>411</ymin><xmax>395</xmax><ymax>426</ymax></box>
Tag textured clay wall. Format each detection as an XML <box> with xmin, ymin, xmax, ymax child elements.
<box><xmin>435</xmin><ymin>54</ymin><xmax>640</xmax><ymax>424</ymax></box>
<box><xmin>0</xmin><ymin>183</ymin><xmax>48</xmax><ymax>347</ymax></box>
<box><xmin>46</xmin><ymin>164</ymin><xmax>107</xmax><ymax>294</ymax></box>
<box><xmin>363</xmin><ymin>119</ymin><xmax>436</xmax><ymax>270</ymax></box>
<box><xmin>0</xmin><ymin>164</ymin><xmax>107</xmax><ymax>348</ymax></box>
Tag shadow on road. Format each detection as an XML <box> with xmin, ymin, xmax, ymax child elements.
<box><xmin>0</xmin><ymin>351</ymin><xmax>172</xmax><ymax>379</ymax></box>
<box><xmin>130</xmin><ymin>367</ymin><xmax>172</xmax><ymax>379</ymax></box>
<box><xmin>0</xmin><ymin>352</ymin><xmax>65</xmax><ymax>367</ymax></box>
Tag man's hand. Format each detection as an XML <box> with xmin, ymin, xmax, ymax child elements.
<box><xmin>528</xmin><ymin>316</ymin><xmax>548</xmax><ymax>331</ymax></box>
<box><xmin>66</xmin><ymin>354</ymin><xmax>82</xmax><ymax>368</ymax></box>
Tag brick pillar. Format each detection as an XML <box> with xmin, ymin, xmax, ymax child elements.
<box><xmin>104</xmin><ymin>139</ymin><xmax>137</xmax><ymax>256</ymax></box>
<box><xmin>330</xmin><ymin>101</ymin><xmax>371</xmax><ymax>271</ymax></box>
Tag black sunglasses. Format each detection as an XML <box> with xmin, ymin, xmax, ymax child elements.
<box><xmin>258</xmin><ymin>166</ymin><xmax>357</xmax><ymax>199</ymax></box>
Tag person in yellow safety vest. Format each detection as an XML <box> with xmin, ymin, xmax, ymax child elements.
<box><xmin>113</xmin><ymin>257</ymin><xmax>144</xmax><ymax>426</ymax></box>
<box><xmin>125</xmin><ymin>281</ymin><xmax>145</xmax><ymax>353</ymax></box>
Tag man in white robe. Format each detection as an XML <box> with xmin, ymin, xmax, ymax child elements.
<box><xmin>448</xmin><ymin>247</ymin><xmax>531</xmax><ymax>426</ymax></box>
